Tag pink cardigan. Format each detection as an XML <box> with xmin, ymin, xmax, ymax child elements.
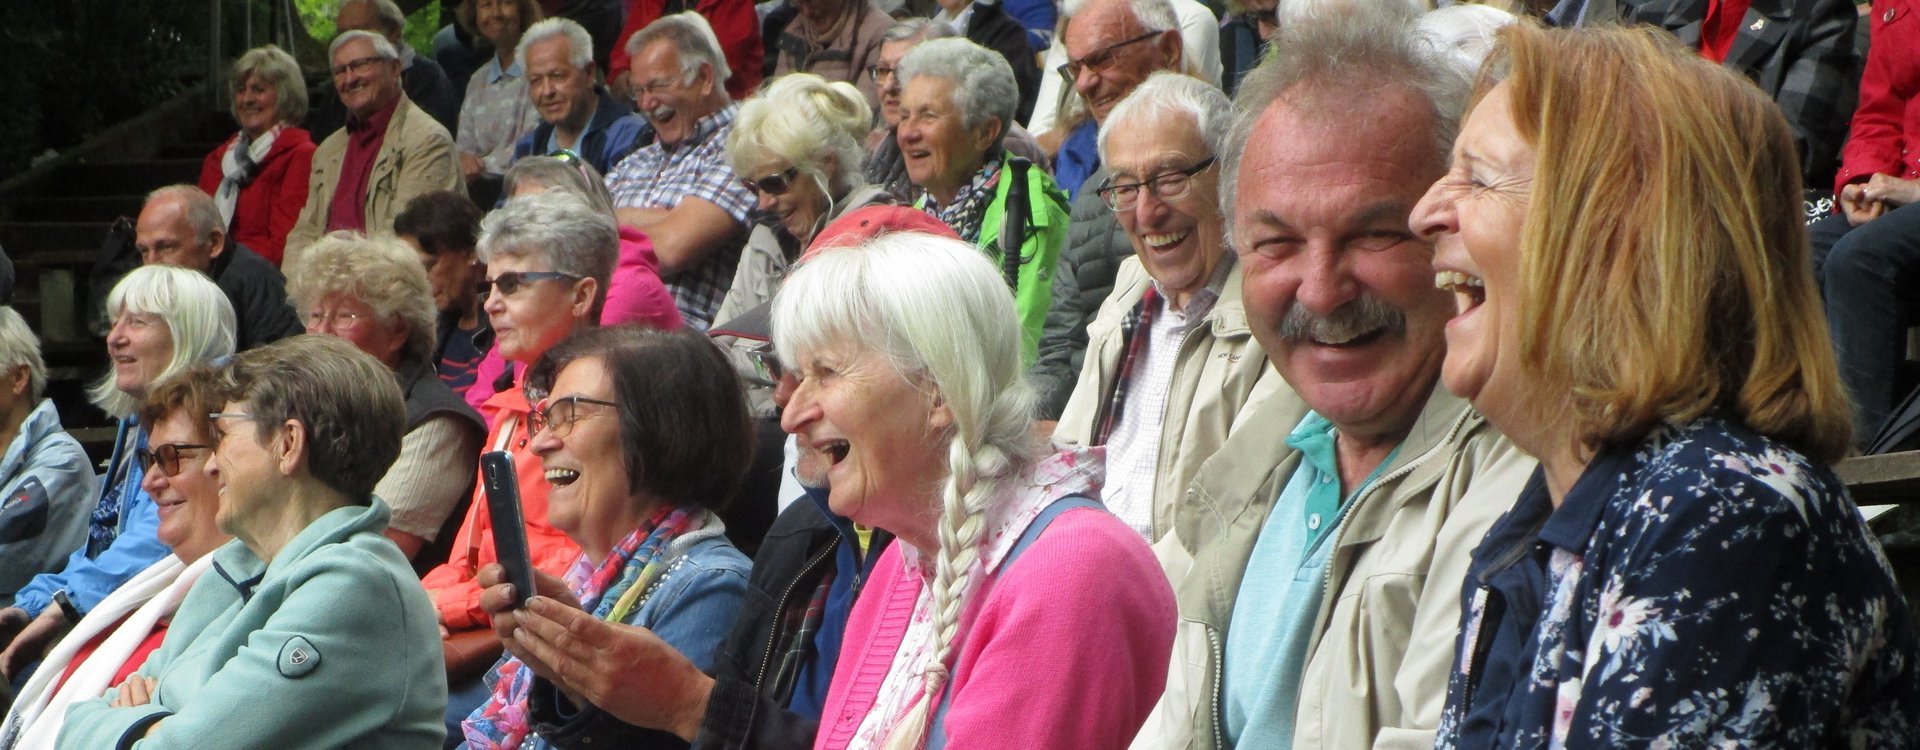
<box><xmin>814</xmin><ymin>508</ymin><xmax>1175</xmax><ymax>749</ymax></box>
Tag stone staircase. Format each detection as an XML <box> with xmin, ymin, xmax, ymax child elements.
<box><xmin>1</xmin><ymin>108</ymin><xmax>233</xmax><ymax>465</ymax></box>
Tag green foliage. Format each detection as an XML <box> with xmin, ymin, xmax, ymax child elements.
<box><xmin>295</xmin><ymin>0</ymin><xmax>445</xmax><ymax>56</ymax></box>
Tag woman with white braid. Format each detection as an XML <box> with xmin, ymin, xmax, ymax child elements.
<box><xmin>774</xmin><ymin>232</ymin><xmax>1175</xmax><ymax>749</ymax></box>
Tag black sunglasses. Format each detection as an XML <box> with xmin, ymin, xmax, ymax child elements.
<box><xmin>476</xmin><ymin>270</ymin><xmax>582</xmax><ymax>299</ymax></box>
<box><xmin>739</xmin><ymin>167</ymin><xmax>801</xmax><ymax>197</ymax></box>
<box><xmin>137</xmin><ymin>443</ymin><xmax>210</xmax><ymax>476</ymax></box>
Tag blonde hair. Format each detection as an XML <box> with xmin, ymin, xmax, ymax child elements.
<box><xmin>771</xmin><ymin>233</ymin><xmax>1040</xmax><ymax>746</ymax></box>
<box><xmin>230</xmin><ymin>44</ymin><xmax>309</xmax><ymax>126</ymax></box>
<box><xmin>1489</xmin><ymin>23</ymin><xmax>1852</xmax><ymax>461</ymax></box>
<box><xmin>285</xmin><ymin>231</ymin><xmax>438</xmax><ymax>363</ymax></box>
<box><xmin>727</xmin><ymin>73</ymin><xmax>872</xmax><ymax>199</ymax></box>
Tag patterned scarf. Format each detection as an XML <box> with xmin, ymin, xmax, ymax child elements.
<box><xmin>463</xmin><ymin>504</ymin><xmax>706</xmax><ymax>749</ymax></box>
<box><xmin>214</xmin><ymin>125</ymin><xmax>278</xmax><ymax>228</ymax></box>
<box><xmin>87</xmin><ymin>420</ymin><xmax>145</xmax><ymax>557</ymax></box>
<box><xmin>924</xmin><ymin>153</ymin><xmax>1005</xmax><ymax>244</ymax></box>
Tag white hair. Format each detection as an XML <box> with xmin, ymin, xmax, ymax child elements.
<box><xmin>89</xmin><ymin>266</ymin><xmax>238</xmax><ymax>418</ymax></box>
<box><xmin>1276</xmin><ymin>0</ymin><xmax>1423</xmax><ymax>24</ymax></box>
<box><xmin>1097</xmin><ymin>71</ymin><xmax>1232</xmax><ymax>163</ymax></box>
<box><xmin>518</xmin><ymin>17</ymin><xmax>595</xmax><ymax>71</ymax></box>
<box><xmin>329</xmin><ymin>29</ymin><xmax>400</xmax><ymax>61</ymax></box>
<box><xmin>478</xmin><ymin>191</ymin><xmax>619</xmax><ymax>315</ymax></box>
<box><xmin>772</xmin><ymin>232</ymin><xmax>1040</xmax><ymax>748</ymax></box>
<box><xmin>896</xmin><ymin>38</ymin><xmax>1018</xmax><ymax>139</ymax></box>
<box><xmin>1062</xmin><ymin>0</ymin><xmax>1178</xmax><ymax>33</ymax></box>
<box><xmin>625</xmin><ymin>11</ymin><xmax>732</xmax><ymax>86</ymax></box>
<box><xmin>0</xmin><ymin>308</ymin><xmax>47</xmax><ymax>402</ymax></box>
<box><xmin>1416</xmin><ymin>4</ymin><xmax>1517</xmax><ymax>74</ymax></box>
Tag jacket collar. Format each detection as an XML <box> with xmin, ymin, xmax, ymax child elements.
<box><xmin>212</xmin><ymin>499</ymin><xmax>394</xmax><ymax>598</ymax></box>
<box><xmin>0</xmin><ymin>399</ymin><xmax>65</xmax><ymax>480</ymax></box>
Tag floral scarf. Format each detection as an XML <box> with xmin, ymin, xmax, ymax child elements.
<box><xmin>923</xmin><ymin>153</ymin><xmax>1005</xmax><ymax>244</ymax></box>
<box><xmin>463</xmin><ymin>504</ymin><xmax>705</xmax><ymax>749</ymax></box>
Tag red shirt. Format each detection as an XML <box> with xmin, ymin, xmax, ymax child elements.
<box><xmin>324</xmin><ymin>100</ymin><xmax>397</xmax><ymax>233</ymax></box>
<box><xmin>1701</xmin><ymin>0</ymin><xmax>1755</xmax><ymax>63</ymax></box>
<box><xmin>55</xmin><ymin>616</ymin><xmax>169</xmax><ymax>694</ymax></box>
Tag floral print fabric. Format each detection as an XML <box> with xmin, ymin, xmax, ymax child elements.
<box><xmin>1435</xmin><ymin>416</ymin><xmax>1920</xmax><ymax>749</ymax></box>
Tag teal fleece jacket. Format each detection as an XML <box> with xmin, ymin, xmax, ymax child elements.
<box><xmin>60</xmin><ymin>499</ymin><xmax>447</xmax><ymax>749</ymax></box>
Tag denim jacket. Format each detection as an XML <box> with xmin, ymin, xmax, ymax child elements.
<box><xmin>526</xmin><ymin>513</ymin><xmax>752</xmax><ymax>748</ymax></box>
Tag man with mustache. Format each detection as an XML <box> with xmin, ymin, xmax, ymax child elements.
<box><xmin>285</xmin><ymin>29</ymin><xmax>463</xmax><ymax>269</ymax></box>
<box><xmin>1130</xmin><ymin>13</ymin><xmax>1533</xmax><ymax>750</ymax></box>
<box><xmin>605</xmin><ymin>12</ymin><xmax>756</xmax><ymax>330</ymax></box>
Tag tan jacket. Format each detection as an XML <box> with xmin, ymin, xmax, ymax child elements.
<box><xmin>284</xmin><ymin>96</ymin><xmax>463</xmax><ymax>268</ymax></box>
<box><xmin>1054</xmin><ymin>257</ymin><xmax>1287</xmax><ymax>542</ymax></box>
<box><xmin>1131</xmin><ymin>386</ymin><xmax>1535</xmax><ymax>750</ymax></box>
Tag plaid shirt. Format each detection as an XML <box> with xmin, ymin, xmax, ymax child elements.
<box><xmin>606</xmin><ymin>103</ymin><xmax>754</xmax><ymax>329</ymax></box>
<box><xmin>1619</xmin><ymin>0</ymin><xmax>1857</xmax><ymax>187</ymax></box>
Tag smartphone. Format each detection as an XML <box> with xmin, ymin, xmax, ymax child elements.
<box><xmin>481</xmin><ymin>450</ymin><xmax>536</xmax><ymax>609</ymax></box>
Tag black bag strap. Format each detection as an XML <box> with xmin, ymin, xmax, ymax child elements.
<box><xmin>998</xmin><ymin>157</ymin><xmax>1033</xmax><ymax>293</ymax></box>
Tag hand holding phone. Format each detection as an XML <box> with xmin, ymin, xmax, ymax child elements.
<box><xmin>481</xmin><ymin>451</ymin><xmax>536</xmax><ymax>609</ymax></box>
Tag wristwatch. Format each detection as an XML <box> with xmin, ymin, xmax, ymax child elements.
<box><xmin>52</xmin><ymin>590</ymin><xmax>81</xmax><ymax>622</ymax></box>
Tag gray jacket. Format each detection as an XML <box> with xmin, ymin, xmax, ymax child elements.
<box><xmin>0</xmin><ymin>399</ymin><xmax>99</xmax><ymax>608</ymax></box>
<box><xmin>1029</xmin><ymin>165</ymin><xmax>1132</xmax><ymax>419</ymax></box>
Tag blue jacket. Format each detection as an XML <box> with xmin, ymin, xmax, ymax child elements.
<box><xmin>60</xmin><ymin>499</ymin><xmax>447</xmax><ymax>749</ymax></box>
<box><xmin>13</xmin><ymin>416</ymin><xmax>166</xmax><ymax>617</ymax></box>
<box><xmin>0</xmin><ymin>399</ymin><xmax>99</xmax><ymax>607</ymax></box>
<box><xmin>512</xmin><ymin>88</ymin><xmax>654</xmax><ymax>175</ymax></box>
<box><xmin>520</xmin><ymin>514</ymin><xmax>752</xmax><ymax>749</ymax></box>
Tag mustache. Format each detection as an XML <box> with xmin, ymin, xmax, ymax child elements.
<box><xmin>1275</xmin><ymin>294</ymin><xmax>1405</xmax><ymax>343</ymax></box>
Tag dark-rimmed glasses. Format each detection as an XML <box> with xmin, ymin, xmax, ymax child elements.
<box><xmin>330</xmin><ymin>55</ymin><xmax>392</xmax><ymax>79</ymax></box>
<box><xmin>865</xmin><ymin>64</ymin><xmax>898</xmax><ymax>83</ymax></box>
<box><xmin>740</xmin><ymin>167</ymin><xmax>801</xmax><ymax>197</ymax></box>
<box><xmin>137</xmin><ymin>443</ymin><xmax>210</xmax><ymax>476</ymax></box>
<box><xmin>1057</xmin><ymin>31</ymin><xmax>1163</xmax><ymax>82</ymax></box>
<box><xmin>476</xmin><ymin>271</ymin><xmax>582</xmax><ymax>299</ymax></box>
<box><xmin>529</xmin><ymin>396</ymin><xmax>619</xmax><ymax>438</ymax></box>
<box><xmin>1096</xmin><ymin>156</ymin><xmax>1217</xmax><ymax>212</ymax></box>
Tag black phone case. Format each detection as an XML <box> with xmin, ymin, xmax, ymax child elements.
<box><xmin>480</xmin><ymin>450</ymin><xmax>536</xmax><ymax>608</ymax></box>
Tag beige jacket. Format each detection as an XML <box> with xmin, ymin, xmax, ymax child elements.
<box><xmin>284</xmin><ymin>95</ymin><xmax>463</xmax><ymax>268</ymax></box>
<box><xmin>1131</xmin><ymin>386</ymin><xmax>1535</xmax><ymax>750</ymax></box>
<box><xmin>1054</xmin><ymin>256</ymin><xmax>1287</xmax><ymax>542</ymax></box>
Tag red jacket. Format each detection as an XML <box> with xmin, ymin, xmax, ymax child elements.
<box><xmin>196</xmin><ymin>127</ymin><xmax>317</xmax><ymax>267</ymax></box>
<box><xmin>1836</xmin><ymin>0</ymin><xmax>1920</xmax><ymax>194</ymax></box>
<box><xmin>609</xmin><ymin>0</ymin><xmax>763</xmax><ymax>101</ymax></box>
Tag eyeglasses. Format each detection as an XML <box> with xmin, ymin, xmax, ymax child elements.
<box><xmin>865</xmin><ymin>64</ymin><xmax>897</xmax><ymax>83</ymax></box>
<box><xmin>1096</xmin><ymin>156</ymin><xmax>1217</xmax><ymax>211</ymax></box>
<box><xmin>1057</xmin><ymin>31</ymin><xmax>1164</xmax><ymax>82</ymax></box>
<box><xmin>740</xmin><ymin>167</ymin><xmax>800</xmax><ymax>197</ymax></box>
<box><xmin>476</xmin><ymin>270</ymin><xmax>582</xmax><ymax>299</ymax></box>
<box><xmin>529</xmin><ymin>395</ymin><xmax>619</xmax><ymax>438</ymax></box>
<box><xmin>137</xmin><ymin>443</ymin><xmax>210</xmax><ymax>476</ymax></box>
<box><xmin>546</xmin><ymin>148</ymin><xmax>585</xmax><ymax>166</ymax></box>
<box><xmin>330</xmin><ymin>55</ymin><xmax>392</xmax><ymax>78</ymax></box>
<box><xmin>744</xmin><ymin>343</ymin><xmax>784</xmax><ymax>387</ymax></box>
<box><xmin>630</xmin><ymin>75</ymin><xmax>681</xmax><ymax>101</ymax></box>
<box><xmin>305</xmin><ymin>309</ymin><xmax>371</xmax><ymax>330</ymax></box>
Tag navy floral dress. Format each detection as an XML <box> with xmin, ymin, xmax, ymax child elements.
<box><xmin>1435</xmin><ymin>416</ymin><xmax>1920</xmax><ymax>748</ymax></box>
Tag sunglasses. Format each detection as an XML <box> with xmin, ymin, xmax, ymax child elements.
<box><xmin>137</xmin><ymin>443</ymin><xmax>210</xmax><ymax>476</ymax></box>
<box><xmin>529</xmin><ymin>395</ymin><xmax>619</xmax><ymax>438</ymax></box>
<box><xmin>739</xmin><ymin>167</ymin><xmax>801</xmax><ymax>197</ymax></box>
<box><xmin>744</xmin><ymin>343</ymin><xmax>785</xmax><ymax>387</ymax></box>
<box><xmin>476</xmin><ymin>270</ymin><xmax>582</xmax><ymax>299</ymax></box>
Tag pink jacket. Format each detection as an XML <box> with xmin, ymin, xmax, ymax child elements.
<box><xmin>814</xmin><ymin>508</ymin><xmax>1175</xmax><ymax>749</ymax></box>
<box><xmin>462</xmin><ymin>226</ymin><xmax>683</xmax><ymax>415</ymax></box>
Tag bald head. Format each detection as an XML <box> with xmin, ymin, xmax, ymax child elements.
<box><xmin>337</xmin><ymin>0</ymin><xmax>407</xmax><ymax>45</ymax></box>
<box><xmin>137</xmin><ymin>186</ymin><xmax>226</xmax><ymax>272</ymax></box>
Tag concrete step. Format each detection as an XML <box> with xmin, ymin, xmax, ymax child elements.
<box><xmin>38</xmin><ymin>159</ymin><xmax>203</xmax><ymax>198</ymax></box>
<box><xmin>16</xmin><ymin>195</ymin><xmax>145</xmax><ymax>223</ymax></box>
